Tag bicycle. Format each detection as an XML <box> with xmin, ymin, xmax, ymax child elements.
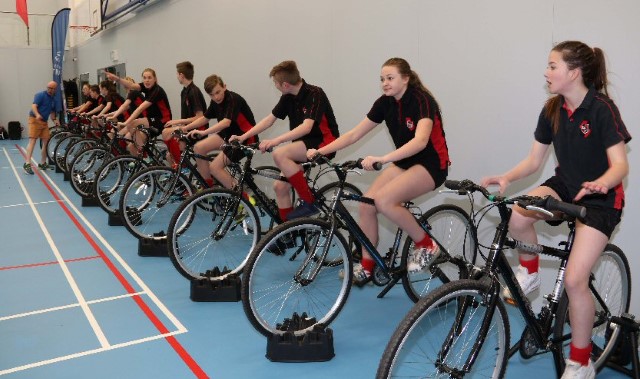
<box><xmin>377</xmin><ymin>179</ymin><xmax>631</xmax><ymax>379</ymax></box>
<box><xmin>165</xmin><ymin>142</ymin><xmax>361</xmax><ymax>282</ymax></box>
<box><xmin>240</xmin><ymin>156</ymin><xmax>478</xmax><ymax>338</ymax></box>
<box><xmin>92</xmin><ymin>125</ymin><xmax>167</xmax><ymax>217</ymax></box>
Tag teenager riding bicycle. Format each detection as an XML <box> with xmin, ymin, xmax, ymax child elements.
<box><xmin>306</xmin><ymin>57</ymin><xmax>450</xmax><ymax>285</ymax></box>
<box><xmin>482</xmin><ymin>40</ymin><xmax>631</xmax><ymax>379</ymax></box>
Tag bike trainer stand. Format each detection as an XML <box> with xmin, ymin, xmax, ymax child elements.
<box><xmin>138</xmin><ymin>232</ymin><xmax>168</xmax><ymax>257</ymax></box>
<box><xmin>266</xmin><ymin>313</ymin><xmax>334</xmax><ymax>362</ymax></box>
<box><xmin>81</xmin><ymin>194</ymin><xmax>100</xmax><ymax>207</ymax></box>
<box><xmin>606</xmin><ymin>313</ymin><xmax>639</xmax><ymax>378</ymax></box>
<box><xmin>190</xmin><ymin>268</ymin><xmax>241</xmax><ymax>302</ymax></box>
<box><xmin>108</xmin><ymin>211</ymin><xmax>124</xmax><ymax>226</ymax></box>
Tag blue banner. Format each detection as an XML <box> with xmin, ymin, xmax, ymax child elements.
<box><xmin>51</xmin><ymin>8</ymin><xmax>70</xmax><ymax>114</ymax></box>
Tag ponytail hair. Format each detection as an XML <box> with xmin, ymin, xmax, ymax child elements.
<box><xmin>544</xmin><ymin>41</ymin><xmax>609</xmax><ymax>134</ymax></box>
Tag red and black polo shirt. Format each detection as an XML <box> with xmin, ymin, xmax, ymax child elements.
<box><xmin>204</xmin><ymin>90</ymin><xmax>257</xmax><ymax>144</ymax></box>
<box><xmin>271</xmin><ymin>80</ymin><xmax>339</xmax><ymax>148</ymax></box>
<box><xmin>139</xmin><ymin>83</ymin><xmax>172</xmax><ymax>125</ymax></box>
<box><xmin>126</xmin><ymin>90</ymin><xmax>145</xmax><ymax>119</ymax></box>
<box><xmin>180</xmin><ymin>82</ymin><xmax>207</xmax><ymax>119</ymax></box>
<box><xmin>534</xmin><ymin>87</ymin><xmax>631</xmax><ymax>209</ymax></box>
<box><xmin>367</xmin><ymin>85</ymin><xmax>450</xmax><ymax>171</ymax></box>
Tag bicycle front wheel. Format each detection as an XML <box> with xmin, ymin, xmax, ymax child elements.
<box><xmin>377</xmin><ymin>279</ymin><xmax>509</xmax><ymax>379</ymax></box>
<box><xmin>167</xmin><ymin>188</ymin><xmax>260</xmax><ymax>281</ymax></box>
<box><xmin>402</xmin><ymin>204</ymin><xmax>477</xmax><ymax>302</ymax></box>
<box><xmin>552</xmin><ymin>244</ymin><xmax>631</xmax><ymax>372</ymax></box>
<box><xmin>241</xmin><ymin>218</ymin><xmax>352</xmax><ymax>337</ymax></box>
<box><xmin>94</xmin><ymin>156</ymin><xmax>147</xmax><ymax>215</ymax></box>
<box><xmin>119</xmin><ymin>166</ymin><xmax>193</xmax><ymax>239</ymax></box>
<box><xmin>69</xmin><ymin>147</ymin><xmax>114</xmax><ymax>198</ymax></box>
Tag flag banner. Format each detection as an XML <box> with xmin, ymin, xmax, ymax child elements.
<box><xmin>16</xmin><ymin>0</ymin><xmax>28</xmax><ymax>27</ymax></box>
<box><xmin>51</xmin><ymin>8</ymin><xmax>70</xmax><ymax>113</ymax></box>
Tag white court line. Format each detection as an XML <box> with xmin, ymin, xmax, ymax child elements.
<box><xmin>0</xmin><ymin>291</ymin><xmax>146</xmax><ymax>322</ymax></box>
<box><xmin>0</xmin><ymin>199</ymin><xmax>66</xmax><ymax>209</ymax></box>
<box><xmin>3</xmin><ymin>148</ymin><xmax>110</xmax><ymax>348</ymax></box>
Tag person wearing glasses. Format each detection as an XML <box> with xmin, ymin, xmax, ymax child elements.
<box><xmin>23</xmin><ymin>81</ymin><xmax>60</xmax><ymax>174</ymax></box>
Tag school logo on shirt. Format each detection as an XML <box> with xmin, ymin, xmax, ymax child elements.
<box><xmin>579</xmin><ymin>120</ymin><xmax>591</xmax><ymax>138</ymax></box>
<box><xmin>302</xmin><ymin>107</ymin><xmax>308</xmax><ymax>115</ymax></box>
<box><xmin>406</xmin><ymin>117</ymin><xmax>415</xmax><ymax>131</ymax></box>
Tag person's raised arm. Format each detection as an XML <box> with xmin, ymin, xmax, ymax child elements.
<box><xmin>105</xmin><ymin>71</ymin><xmax>141</xmax><ymax>92</ymax></box>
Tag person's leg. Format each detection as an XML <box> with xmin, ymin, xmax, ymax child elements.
<box><xmin>210</xmin><ymin>149</ymin><xmax>237</xmax><ymax>189</ymax></box>
<box><xmin>126</xmin><ymin>119</ymin><xmax>149</xmax><ymax>156</ymax></box>
<box><xmin>194</xmin><ymin>134</ymin><xmax>224</xmax><ymax>186</ymax></box>
<box><xmin>39</xmin><ymin>126</ymin><xmax>51</xmax><ymax>166</ymax></box>
<box><xmin>161</xmin><ymin>126</ymin><xmax>182</xmax><ymax>167</ymax></box>
<box><xmin>564</xmin><ymin>224</ymin><xmax>608</xmax><ymax>365</ymax></box>
<box><xmin>272</xmin><ymin>142</ymin><xmax>314</xmax><ymax>204</ymax></box>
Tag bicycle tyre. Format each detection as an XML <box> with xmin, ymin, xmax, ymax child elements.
<box><xmin>63</xmin><ymin>138</ymin><xmax>97</xmax><ymax>172</ymax></box>
<box><xmin>47</xmin><ymin>131</ymin><xmax>71</xmax><ymax>164</ymax></box>
<box><xmin>241</xmin><ymin>218</ymin><xmax>352</xmax><ymax>337</ymax></box>
<box><xmin>316</xmin><ymin>181</ymin><xmax>363</xmax><ymax>259</ymax></box>
<box><xmin>69</xmin><ymin>147</ymin><xmax>114</xmax><ymax>198</ymax></box>
<box><xmin>167</xmin><ymin>188</ymin><xmax>261</xmax><ymax>281</ymax></box>
<box><xmin>119</xmin><ymin>166</ymin><xmax>193</xmax><ymax>239</ymax></box>
<box><xmin>401</xmin><ymin>204</ymin><xmax>477</xmax><ymax>302</ymax></box>
<box><xmin>94</xmin><ymin>156</ymin><xmax>148</xmax><ymax>214</ymax></box>
<box><xmin>54</xmin><ymin>134</ymin><xmax>82</xmax><ymax>172</ymax></box>
<box><xmin>552</xmin><ymin>244</ymin><xmax>631</xmax><ymax>372</ymax></box>
<box><xmin>377</xmin><ymin>279</ymin><xmax>509</xmax><ymax>379</ymax></box>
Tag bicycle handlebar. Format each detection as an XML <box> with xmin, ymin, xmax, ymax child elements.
<box><xmin>311</xmin><ymin>154</ymin><xmax>382</xmax><ymax>171</ymax></box>
<box><xmin>444</xmin><ymin>179</ymin><xmax>586</xmax><ymax>219</ymax></box>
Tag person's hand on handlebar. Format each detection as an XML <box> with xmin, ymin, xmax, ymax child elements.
<box><xmin>186</xmin><ymin>129</ymin><xmax>203</xmax><ymax>139</ymax></box>
<box><xmin>360</xmin><ymin>156</ymin><xmax>384</xmax><ymax>171</ymax></box>
<box><xmin>306</xmin><ymin>148</ymin><xmax>320</xmax><ymax>161</ymax></box>
<box><xmin>259</xmin><ymin>139</ymin><xmax>279</xmax><ymax>153</ymax></box>
<box><xmin>480</xmin><ymin>175</ymin><xmax>510</xmax><ymax>194</ymax></box>
<box><xmin>228</xmin><ymin>134</ymin><xmax>244</xmax><ymax>144</ymax></box>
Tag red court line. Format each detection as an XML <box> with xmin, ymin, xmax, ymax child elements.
<box><xmin>16</xmin><ymin>145</ymin><xmax>209</xmax><ymax>379</ymax></box>
<box><xmin>0</xmin><ymin>255</ymin><xmax>100</xmax><ymax>271</ymax></box>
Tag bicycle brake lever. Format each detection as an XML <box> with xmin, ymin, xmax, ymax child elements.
<box><xmin>523</xmin><ymin>204</ymin><xmax>554</xmax><ymax>218</ymax></box>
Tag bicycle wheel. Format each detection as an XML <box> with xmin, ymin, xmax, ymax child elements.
<box><xmin>70</xmin><ymin>147</ymin><xmax>114</xmax><ymax>197</ymax></box>
<box><xmin>54</xmin><ymin>134</ymin><xmax>82</xmax><ymax>172</ymax></box>
<box><xmin>64</xmin><ymin>138</ymin><xmax>96</xmax><ymax>172</ymax></box>
<box><xmin>552</xmin><ymin>244</ymin><xmax>631</xmax><ymax>372</ymax></box>
<box><xmin>167</xmin><ymin>188</ymin><xmax>260</xmax><ymax>281</ymax></box>
<box><xmin>377</xmin><ymin>279</ymin><xmax>509</xmax><ymax>379</ymax></box>
<box><xmin>402</xmin><ymin>204</ymin><xmax>477</xmax><ymax>302</ymax></box>
<box><xmin>94</xmin><ymin>156</ymin><xmax>147</xmax><ymax>214</ymax></box>
<box><xmin>47</xmin><ymin>131</ymin><xmax>71</xmax><ymax>163</ymax></box>
<box><xmin>241</xmin><ymin>218</ymin><xmax>352</xmax><ymax>337</ymax></box>
<box><xmin>119</xmin><ymin>166</ymin><xmax>193</xmax><ymax>239</ymax></box>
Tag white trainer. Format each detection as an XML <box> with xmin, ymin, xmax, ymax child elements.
<box><xmin>407</xmin><ymin>242</ymin><xmax>440</xmax><ymax>272</ymax></box>
<box><xmin>560</xmin><ymin>359</ymin><xmax>595</xmax><ymax>379</ymax></box>
<box><xmin>502</xmin><ymin>265</ymin><xmax>541</xmax><ymax>301</ymax></box>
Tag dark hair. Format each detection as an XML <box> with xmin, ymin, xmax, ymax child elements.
<box><xmin>203</xmin><ymin>75</ymin><xmax>225</xmax><ymax>94</ymax></box>
<box><xmin>382</xmin><ymin>57</ymin><xmax>430</xmax><ymax>94</ymax></box>
<box><xmin>90</xmin><ymin>84</ymin><xmax>100</xmax><ymax>94</ymax></box>
<box><xmin>269</xmin><ymin>60</ymin><xmax>301</xmax><ymax>85</ymax></box>
<box><xmin>176</xmin><ymin>61</ymin><xmax>195</xmax><ymax>80</ymax></box>
<box><xmin>99</xmin><ymin>80</ymin><xmax>116</xmax><ymax>94</ymax></box>
<box><xmin>544</xmin><ymin>41</ymin><xmax>609</xmax><ymax>133</ymax></box>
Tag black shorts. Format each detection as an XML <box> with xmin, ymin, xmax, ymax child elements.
<box><xmin>222</xmin><ymin>145</ymin><xmax>245</xmax><ymax>163</ymax></box>
<box><xmin>146</xmin><ymin>117</ymin><xmax>164</xmax><ymax>136</ymax></box>
<box><xmin>541</xmin><ymin>176</ymin><xmax>621</xmax><ymax>238</ymax></box>
<box><xmin>394</xmin><ymin>158</ymin><xmax>448</xmax><ymax>189</ymax></box>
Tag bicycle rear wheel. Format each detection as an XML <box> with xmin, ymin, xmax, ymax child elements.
<box><xmin>402</xmin><ymin>204</ymin><xmax>477</xmax><ymax>302</ymax></box>
<box><xmin>377</xmin><ymin>279</ymin><xmax>509</xmax><ymax>379</ymax></box>
<box><xmin>167</xmin><ymin>188</ymin><xmax>260</xmax><ymax>281</ymax></box>
<box><xmin>47</xmin><ymin>130</ymin><xmax>70</xmax><ymax>163</ymax></box>
<box><xmin>70</xmin><ymin>147</ymin><xmax>114</xmax><ymax>197</ymax></box>
<box><xmin>119</xmin><ymin>166</ymin><xmax>193</xmax><ymax>239</ymax></box>
<box><xmin>241</xmin><ymin>218</ymin><xmax>352</xmax><ymax>337</ymax></box>
<box><xmin>552</xmin><ymin>244</ymin><xmax>631</xmax><ymax>372</ymax></box>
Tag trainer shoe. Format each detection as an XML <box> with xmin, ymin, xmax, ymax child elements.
<box><xmin>560</xmin><ymin>359</ymin><xmax>595</xmax><ymax>379</ymax></box>
<box><xmin>338</xmin><ymin>263</ymin><xmax>373</xmax><ymax>287</ymax></box>
<box><xmin>407</xmin><ymin>241</ymin><xmax>440</xmax><ymax>272</ymax></box>
<box><xmin>502</xmin><ymin>265</ymin><xmax>541</xmax><ymax>301</ymax></box>
<box><xmin>266</xmin><ymin>231</ymin><xmax>299</xmax><ymax>255</ymax></box>
<box><xmin>37</xmin><ymin>162</ymin><xmax>50</xmax><ymax>170</ymax></box>
<box><xmin>287</xmin><ymin>200</ymin><xmax>320</xmax><ymax>219</ymax></box>
<box><xmin>23</xmin><ymin>163</ymin><xmax>34</xmax><ymax>175</ymax></box>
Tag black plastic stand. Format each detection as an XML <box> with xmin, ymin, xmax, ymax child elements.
<box><xmin>63</xmin><ymin>171</ymin><xmax>70</xmax><ymax>181</ymax></box>
<box><xmin>266</xmin><ymin>314</ymin><xmax>334</xmax><ymax>362</ymax></box>
<box><xmin>81</xmin><ymin>196</ymin><xmax>100</xmax><ymax>207</ymax></box>
<box><xmin>55</xmin><ymin>164</ymin><xmax>63</xmax><ymax>173</ymax></box>
<box><xmin>190</xmin><ymin>270</ymin><xmax>241</xmax><ymax>302</ymax></box>
<box><xmin>138</xmin><ymin>232</ymin><xmax>168</xmax><ymax>257</ymax></box>
<box><xmin>606</xmin><ymin>313</ymin><xmax>639</xmax><ymax>378</ymax></box>
<box><xmin>108</xmin><ymin>211</ymin><xmax>124</xmax><ymax>226</ymax></box>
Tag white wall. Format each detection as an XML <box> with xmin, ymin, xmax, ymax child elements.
<box><xmin>66</xmin><ymin>0</ymin><xmax>640</xmax><ymax>315</ymax></box>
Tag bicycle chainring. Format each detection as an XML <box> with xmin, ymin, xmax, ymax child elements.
<box><xmin>372</xmin><ymin>265</ymin><xmax>390</xmax><ymax>286</ymax></box>
<box><xmin>519</xmin><ymin>327</ymin><xmax>539</xmax><ymax>358</ymax></box>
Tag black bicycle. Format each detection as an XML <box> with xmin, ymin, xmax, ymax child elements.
<box><xmin>377</xmin><ymin>179</ymin><xmax>631</xmax><ymax>379</ymax></box>
<box><xmin>241</xmin><ymin>156</ymin><xmax>478</xmax><ymax>338</ymax></box>
<box><xmin>165</xmin><ymin>142</ymin><xmax>361</xmax><ymax>282</ymax></box>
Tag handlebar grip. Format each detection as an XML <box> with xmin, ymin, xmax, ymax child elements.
<box><xmin>544</xmin><ymin>197</ymin><xmax>587</xmax><ymax>219</ymax></box>
<box><xmin>355</xmin><ymin>158</ymin><xmax>382</xmax><ymax>170</ymax></box>
<box><xmin>444</xmin><ymin>179</ymin><xmax>462</xmax><ymax>190</ymax></box>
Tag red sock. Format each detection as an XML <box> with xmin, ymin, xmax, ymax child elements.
<box><xmin>287</xmin><ymin>170</ymin><xmax>314</xmax><ymax>204</ymax></box>
<box><xmin>519</xmin><ymin>255</ymin><xmax>539</xmax><ymax>274</ymax></box>
<box><xmin>415</xmin><ymin>233</ymin><xmax>434</xmax><ymax>248</ymax></box>
<box><xmin>118</xmin><ymin>139</ymin><xmax>127</xmax><ymax>150</ymax></box>
<box><xmin>205</xmin><ymin>178</ymin><xmax>215</xmax><ymax>188</ymax></box>
<box><xmin>242</xmin><ymin>192</ymin><xmax>251</xmax><ymax>201</ymax></box>
<box><xmin>279</xmin><ymin>207</ymin><xmax>294</xmax><ymax>222</ymax></box>
<box><xmin>361</xmin><ymin>258</ymin><xmax>375</xmax><ymax>274</ymax></box>
<box><xmin>569</xmin><ymin>342</ymin><xmax>592</xmax><ymax>366</ymax></box>
<box><xmin>164</xmin><ymin>138</ymin><xmax>181</xmax><ymax>164</ymax></box>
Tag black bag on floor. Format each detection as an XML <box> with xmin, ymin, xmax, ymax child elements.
<box><xmin>8</xmin><ymin>121</ymin><xmax>22</xmax><ymax>140</ymax></box>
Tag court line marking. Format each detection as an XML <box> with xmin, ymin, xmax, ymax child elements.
<box><xmin>0</xmin><ymin>255</ymin><xmax>101</xmax><ymax>271</ymax></box>
<box><xmin>4</xmin><ymin>146</ymin><xmax>207</xmax><ymax>378</ymax></box>
<box><xmin>2</xmin><ymin>148</ymin><xmax>110</xmax><ymax>348</ymax></box>
<box><xmin>0</xmin><ymin>199</ymin><xmax>66</xmax><ymax>209</ymax></box>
